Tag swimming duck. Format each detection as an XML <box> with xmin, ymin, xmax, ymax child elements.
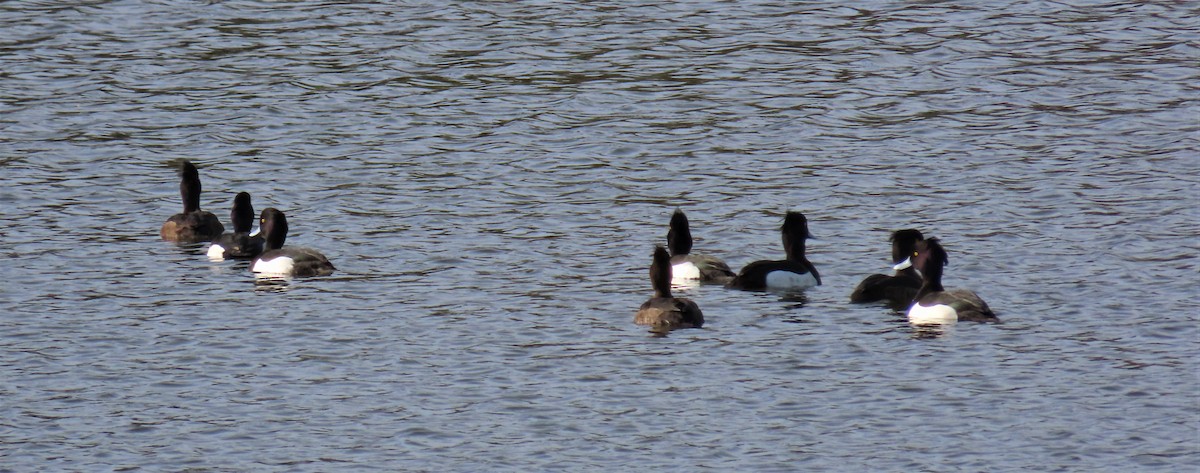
<box><xmin>207</xmin><ymin>192</ymin><xmax>264</xmax><ymax>260</ymax></box>
<box><xmin>850</xmin><ymin>229</ymin><xmax>924</xmax><ymax>305</ymax></box>
<box><xmin>250</xmin><ymin>208</ymin><xmax>335</xmax><ymax>277</ymax></box>
<box><xmin>667</xmin><ymin>209</ymin><xmax>735</xmax><ymax>284</ymax></box>
<box><xmin>901</xmin><ymin>238</ymin><xmax>997</xmax><ymax>324</ymax></box>
<box><xmin>727</xmin><ymin>211</ymin><xmax>821</xmax><ymax>291</ymax></box>
<box><xmin>635</xmin><ymin>246</ymin><xmax>704</xmax><ymax>329</ymax></box>
<box><xmin>160</xmin><ymin>160</ymin><xmax>224</xmax><ymax>242</ymax></box>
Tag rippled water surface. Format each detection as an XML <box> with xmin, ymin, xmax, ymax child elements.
<box><xmin>3</xmin><ymin>1</ymin><xmax>1198</xmax><ymax>471</ymax></box>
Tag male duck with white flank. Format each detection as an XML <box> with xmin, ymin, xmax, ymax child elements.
<box><xmin>727</xmin><ymin>211</ymin><xmax>821</xmax><ymax>291</ymax></box>
<box><xmin>207</xmin><ymin>192</ymin><xmax>264</xmax><ymax>261</ymax></box>
<box><xmin>161</xmin><ymin>160</ymin><xmax>224</xmax><ymax>242</ymax></box>
<box><xmin>899</xmin><ymin>237</ymin><xmax>997</xmax><ymax>325</ymax></box>
<box><xmin>850</xmin><ymin>229</ymin><xmax>924</xmax><ymax>305</ymax></box>
<box><xmin>250</xmin><ymin>208</ymin><xmax>336</xmax><ymax>277</ymax></box>
<box><xmin>635</xmin><ymin>246</ymin><xmax>704</xmax><ymax>329</ymax></box>
<box><xmin>666</xmin><ymin>209</ymin><xmax>735</xmax><ymax>284</ymax></box>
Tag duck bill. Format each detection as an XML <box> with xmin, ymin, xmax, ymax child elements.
<box><xmin>893</xmin><ymin>257</ymin><xmax>913</xmax><ymax>271</ymax></box>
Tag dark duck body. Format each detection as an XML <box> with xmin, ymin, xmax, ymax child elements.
<box><xmin>250</xmin><ymin>208</ymin><xmax>335</xmax><ymax>277</ymax></box>
<box><xmin>207</xmin><ymin>192</ymin><xmax>265</xmax><ymax>260</ymax></box>
<box><xmin>161</xmin><ymin>160</ymin><xmax>224</xmax><ymax>243</ymax></box>
<box><xmin>902</xmin><ymin>238</ymin><xmax>997</xmax><ymax>324</ymax></box>
<box><xmin>666</xmin><ymin>209</ymin><xmax>735</xmax><ymax>284</ymax></box>
<box><xmin>727</xmin><ymin>211</ymin><xmax>821</xmax><ymax>291</ymax></box>
<box><xmin>635</xmin><ymin>246</ymin><xmax>704</xmax><ymax>329</ymax></box>
<box><xmin>850</xmin><ymin>229</ymin><xmax>924</xmax><ymax>305</ymax></box>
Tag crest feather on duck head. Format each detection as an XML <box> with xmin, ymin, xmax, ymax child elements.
<box><xmin>915</xmin><ymin>237</ymin><xmax>949</xmax><ymax>270</ymax></box>
<box><xmin>781</xmin><ymin>211</ymin><xmax>812</xmax><ymax>238</ymax></box>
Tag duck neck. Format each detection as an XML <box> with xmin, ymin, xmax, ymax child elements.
<box><xmin>651</xmin><ymin>249</ymin><xmax>672</xmax><ymax>298</ymax></box>
<box><xmin>263</xmin><ymin>217</ymin><xmax>287</xmax><ymax>250</ymax></box>
<box><xmin>267</xmin><ymin>229</ymin><xmax>286</xmax><ymax>250</ymax></box>
<box><xmin>915</xmin><ymin>265</ymin><xmax>944</xmax><ymax>300</ymax></box>
<box><xmin>233</xmin><ymin>213</ymin><xmax>254</xmax><ymax>233</ymax></box>
<box><xmin>232</xmin><ymin>194</ymin><xmax>254</xmax><ymax>233</ymax></box>
<box><xmin>783</xmin><ymin>235</ymin><xmax>806</xmax><ymax>262</ymax></box>
<box><xmin>181</xmin><ymin>178</ymin><xmax>200</xmax><ymax>213</ymax></box>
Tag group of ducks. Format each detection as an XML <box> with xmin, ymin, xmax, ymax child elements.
<box><xmin>635</xmin><ymin>209</ymin><xmax>997</xmax><ymax>329</ymax></box>
<box><xmin>159</xmin><ymin>161</ymin><xmax>336</xmax><ymax>277</ymax></box>
<box><xmin>161</xmin><ymin>161</ymin><xmax>994</xmax><ymax>327</ymax></box>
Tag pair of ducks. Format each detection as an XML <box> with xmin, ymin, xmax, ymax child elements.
<box><xmin>159</xmin><ymin>161</ymin><xmax>335</xmax><ymax>277</ymax></box>
<box><xmin>635</xmin><ymin>210</ymin><xmax>996</xmax><ymax>330</ymax></box>
<box><xmin>851</xmin><ymin>229</ymin><xmax>996</xmax><ymax>325</ymax></box>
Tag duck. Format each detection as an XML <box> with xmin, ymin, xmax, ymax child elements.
<box><xmin>666</xmin><ymin>209</ymin><xmax>736</xmax><ymax>284</ymax></box>
<box><xmin>207</xmin><ymin>192</ymin><xmax>264</xmax><ymax>260</ymax></box>
<box><xmin>726</xmin><ymin>211</ymin><xmax>821</xmax><ymax>291</ymax></box>
<box><xmin>160</xmin><ymin>160</ymin><xmax>224</xmax><ymax>242</ymax></box>
<box><xmin>250</xmin><ymin>208</ymin><xmax>336</xmax><ymax>277</ymax></box>
<box><xmin>900</xmin><ymin>238</ymin><xmax>997</xmax><ymax>324</ymax></box>
<box><xmin>849</xmin><ymin>229</ymin><xmax>924</xmax><ymax>305</ymax></box>
<box><xmin>634</xmin><ymin>246</ymin><xmax>704</xmax><ymax>329</ymax></box>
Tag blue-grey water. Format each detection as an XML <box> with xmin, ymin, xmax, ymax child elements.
<box><xmin>2</xmin><ymin>1</ymin><xmax>1198</xmax><ymax>471</ymax></box>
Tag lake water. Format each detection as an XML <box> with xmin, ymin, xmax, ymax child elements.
<box><xmin>2</xmin><ymin>1</ymin><xmax>1198</xmax><ymax>471</ymax></box>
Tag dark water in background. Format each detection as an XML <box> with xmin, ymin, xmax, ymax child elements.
<box><xmin>2</xmin><ymin>1</ymin><xmax>1198</xmax><ymax>471</ymax></box>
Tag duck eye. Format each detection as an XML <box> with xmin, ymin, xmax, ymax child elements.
<box><xmin>913</xmin><ymin>251</ymin><xmax>918</xmax><ymax>256</ymax></box>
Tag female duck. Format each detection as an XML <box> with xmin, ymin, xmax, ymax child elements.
<box><xmin>667</xmin><ymin>209</ymin><xmax>735</xmax><ymax>284</ymax></box>
<box><xmin>207</xmin><ymin>192</ymin><xmax>264</xmax><ymax>260</ymax></box>
<box><xmin>727</xmin><ymin>211</ymin><xmax>821</xmax><ymax>291</ymax></box>
<box><xmin>901</xmin><ymin>238</ymin><xmax>997</xmax><ymax>324</ymax></box>
<box><xmin>635</xmin><ymin>246</ymin><xmax>704</xmax><ymax>329</ymax></box>
<box><xmin>850</xmin><ymin>229</ymin><xmax>924</xmax><ymax>305</ymax></box>
<box><xmin>250</xmin><ymin>208</ymin><xmax>336</xmax><ymax>277</ymax></box>
<box><xmin>161</xmin><ymin>160</ymin><xmax>224</xmax><ymax>242</ymax></box>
